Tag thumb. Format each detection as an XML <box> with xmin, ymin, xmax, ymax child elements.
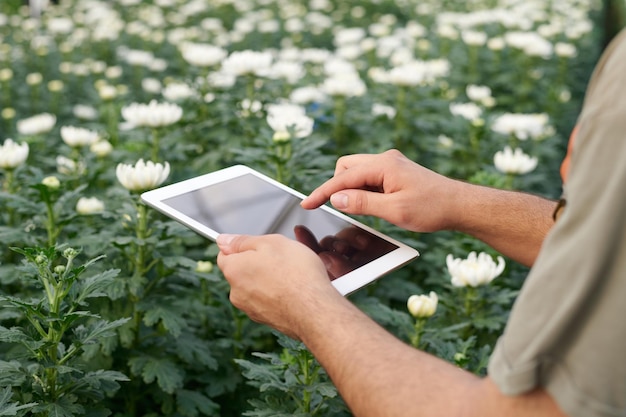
<box><xmin>217</xmin><ymin>233</ymin><xmax>247</xmax><ymax>255</ymax></box>
<box><xmin>329</xmin><ymin>190</ymin><xmax>386</xmax><ymax>217</ymax></box>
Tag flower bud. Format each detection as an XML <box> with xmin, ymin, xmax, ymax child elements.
<box><xmin>63</xmin><ymin>247</ymin><xmax>79</xmax><ymax>259</ymax></box>
<box><xmin>35</xmin><ymin>254</ymin><xmax>47</xmax><ymax>265</ymax></box>
<box><xmin>42</xmin><ymin>176</ymin><xmax>60</xmax><ymax>189</ymax></box>
<box><xmin>196</xmin><ymin>260</ymin><xmax>214</xmax><ymax>273</ymax></box>
<box><xmin>54</xmin><ymin>265</ymin><xmax>66</xmax><ymax>275</ymax></box>
<box><xmin>76</xmin><ymin>196</ymin><xmax>105</xmax><ymax>215</ymax></box>
<box><xmin>407</xmin><ymin>291</ymin><xmax>438</xmax><ymax>318</ymax></box>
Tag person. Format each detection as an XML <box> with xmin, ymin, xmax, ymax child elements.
<box><xmin>216</xmin><ymin>28</ymin><xmax>626</xmax><ymax>417</ymax></box>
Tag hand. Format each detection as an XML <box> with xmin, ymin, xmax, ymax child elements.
<box><xmin>216</xmin><ymin>233</ymin><xmax>343</xmax><ymax>339</ymax></box>
<box><xmin>301</xmin><ymin>149</ymin><xmax>460</xmax><ymax>233</ymax></box>
<box><xmin>294</xmin><ymin>225</ymin><xmax>395</xmax><ymax>280</ymax></box>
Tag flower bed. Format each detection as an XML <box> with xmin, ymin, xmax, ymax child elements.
<box><xmin>0</xmin><ymin>0</ymin><xmax>603</xmax><ymax>415</ymax></box>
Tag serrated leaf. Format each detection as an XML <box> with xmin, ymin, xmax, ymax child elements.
<box><xmin>128</xmin><ymin>356</ymin><xmax>184</xmax><ymax>394</ymax></box>
<box><xmin>0</xmin><ymin>326</ymin><xmax>31</xmax><ymax>344</ymax></box>
<box><xmin>74</xmin><ymin>318</ymin><xmax>130</xmax><ymax>346</ymax></box>
<box><xmin>172</xmin><ymin>334</ymin><xmax>218</xmax><ymax>370</ymax></box>
<box><xmin>0</xmin><ymin>362</ymin><xmax>27</xmax><ymax>387</ymax></box>
<box><xmin>71</xmin><ymin>269</ymin><xmax>120</xmax><ymax>305</ymax></box>
<box><xmin>176</xmin><ymin>389</ymin><xmax>219</xmax><ymax>417</ymax></box>
<box><xmin>139</xmin><ymin>302</ymin><xmax>186</xmax><ymax>338</ymax></box>
<box><xmin>38</xmin><ymin>396</ymin><xmax>84</xmax><ymax>417</ymax></box>
<box><xmin>0</xmin><ymin>387</ymin><xmax>37</xmax><ymax>416</ymax></box>
<box><xmin>234</xmin><ymin>359</ymin><xmax>287</xmax><ymax>392</ymax></box>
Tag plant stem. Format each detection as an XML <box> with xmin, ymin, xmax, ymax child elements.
<box><xmin>44</xmin><ymin>198</ymin><xmax>59</xmax><ymax>247</ymax></box>
<box><xmin>394</xmin><ymin>86</ymin><xmax>407</xmax><ymax>149</ymax></box>
<box><xmin>410</xmin><ymin>318</ymin><xmax>427</xmax><ymax>349</ymax></box>
<box><xmin>151</xmin><ymin>128</ymin><xmax>160</xmax><ymax>162</ymax></box>
<box><xmin>332</xmin><ymin>95</ymin><xmax>346</xmax><ymax>150</ymax></box>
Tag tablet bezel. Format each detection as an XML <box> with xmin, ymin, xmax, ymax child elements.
<box><xmin>141</xmin><ymin>165</ymin><xmax>419</xmax><ymax>296</ymax></box>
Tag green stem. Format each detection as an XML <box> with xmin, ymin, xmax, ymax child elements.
<box><xmin>333</xmin><ymin>96</ymin><xmax>346</xmax><ymax>150</ymax></box>
<box><xmin>394</xmin><ymin>86</ymin><xmax>407</xmax><ymax>150</ymax></box>
<box><xmin>464</xmin><ymin>287</ymin><xmax>477</xmax><ymax>317</ymax></box>
<box><xmin>2</xmin><ymin>168</ymin><xmax>13</xmax><ymax>192</ymax></box>
<box><xmin>134</xmin><ymin>202</ymin><xmax>148</xmax><ymax>277</ymax></box>
<box><xmin>410</xmin><ymin>318</ymin><xmax>426</xmax><ymax>349</ymax></box>
<box><xmin>151</xmin><ymin>128</ymin><xmax>160</xmax><ymax>162</ymax></box>
<box><xmin>44</xmin><ymin>199</ymin><xmax>59</xmax><ymax>247</ymax></box>
<box><xmin>299</xmin><ymin>350</ymin><xmax>315</xmax><ymax>414</ymax></box>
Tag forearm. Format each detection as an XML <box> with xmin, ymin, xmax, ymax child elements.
<box><xmin>445</xmin><ymin>181</ymin><xmax>556</xmax><ymax>267</ymax></box>
<box><xmin>297</xmin><ymin>295</ymin><xmax>565</xmax><ymax>417</ymax></box>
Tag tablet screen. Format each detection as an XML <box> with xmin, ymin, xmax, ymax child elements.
<box><xmin>161</xmin><ymin>173</ymin><xmax>397</xmax><ymax>280</ymax></box>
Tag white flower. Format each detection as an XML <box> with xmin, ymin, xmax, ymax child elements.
<box><xmin>504</xmin><ymin>31</ymin><xmax>553</xmax><ymax>58</ymax></box>
<box><xmin>491</xmin><ymin>113</ymin><xmax>551</xmax><ymax>140</ymax></box>
<box><xmin>60</xmin><ymin>126</ymin><xmax>99</xmax><ymax>147</ymax></box>
<box><xmin>116</xmin><ymin>159</ymin><xmax>170</xmax><ymax>192</ymax></box>
<box><xmin>554</xmin><ymin>42</ymin><xmax>577</xmax><ymax>58</ymax></box>
<box><xmin>446</xmin><ymin>251</ymin><xmax>505</xmax><ymax>288</ymax></box>
<box><xmin>372</xmin><ymin>103</ymin><xmax>396</xmax><ymax>119</ymax></box>
<box><xmin>387</xmin><ymin>64</ymin><xmax>426</xmax><ymax>87</ymax></box>
<box><xmin>90</xmin><ymin>140</ymin><xmax>113</xmax><ymax>157</ymax></box>
<box><xmin>121</xmin><ymin>100</ymin><xmax>183</xmax><ymax>128</ymax></box>
<box><xmin>266</xmin><ymin>103</ymin><xmax>314</xmax><ymax>141</ymax></box>
<box><xmin>206</xmin><ymin>71</ymin><xmax>237</xmax><ymax>89</ymax></box>
<box><xmin>321</xmin><ymin>74</ymin><xmax>366</xmax><ymax>97</ymax></box>
<box><xmin>180</xmin><ymin>43</ymin><xmax>227</xmax><ymax>67</ymax></box>
<box><xmin>16</xmin><ymin>113</ymin><xmax>56</xmax><ymax>135</ymax></box>
<box><xmin>461</xmin><ymin>30</ymin><xmax>487</xmax><ymax>46</ymax></box>
<box><xmin>142</xmin><ymin>78</ymin><xmax>162</xmax><ymax>94</ymax></box>
<box><xmin>494</xmin><ymin>146</ymin><xmax>538</xmax><ymax>175</ymax></box>
<box><xmin>221</xmin><ymin>50</ymin><xmax>273</xmax><ymax>77</ymax></box>
<box><xmin>407</xmin><ymin>291</ymin><xmax>438</xmax><ymax>318</ymax></box>
<box><xmin>0</xmin><ymin>139</ymin><xmax>29</xmax><ymax>169</ymax></box>
<box><xmin>162</xmin><ymin>82</ymin><xmax>197</xmax><ymax>101</ymax></box>
<box><xmin>289</xmin><ymin>86</ymin><xmax>327</xmax><ymax>105</ymax></box>
<box><xmin>42</xmin><ymin>176</ymin><xmax>60</xmax><ymax>189</ymax></box>
<box><xmin>56</xmin><ymin>155</ymin><xmax>86</xmax><ymax>175</ymax></box>
<box><xmin>72</xmin><ymin>104</ymin><xmax>98</xmax><ymax>120</ymax></box>
<box><xmin>76</xmin><ymin>196</ymin><xmax>105</xmax><ymax>215</ymax></box>
<box><xmin>449</xmin><ymin>102</ymin><xmax>482</xmax><ymax>121</ymax></box>
<box><xmin>466</xmin><ymin>85</ymin><xmax>492</xmax><ymax>102</ymax></box>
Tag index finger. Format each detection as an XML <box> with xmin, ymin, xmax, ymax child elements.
<box><xmin>300</xmin><ymin>155</ymin><xmax>384</xmax><ymax>209</ymax></box>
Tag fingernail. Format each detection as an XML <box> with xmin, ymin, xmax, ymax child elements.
<box><xmin>217</xmin><ymin>233</ymin><xmax>235</xmax><ymax>246</ymax></box>
<box><xmin>330</xmin><ymin>193</ymin><xmax>348</xmax><ymax>209</ymax></box>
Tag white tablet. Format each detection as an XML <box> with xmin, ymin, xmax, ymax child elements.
<box><xmin>141</xmin><ymin>165</ymin><xmax>419</xmax><ymax>296</ymax></box>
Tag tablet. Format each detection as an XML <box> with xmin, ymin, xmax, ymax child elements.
<box><xmin>141</xmin><ymin>165</ymin><xmax>419</xmax><ymax>295</ymax></box>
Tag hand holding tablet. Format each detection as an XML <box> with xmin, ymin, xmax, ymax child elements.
<box><xmin>141</xmin><ymin>165</ymin><xmax>419</xmax><ymax>295</ymax></box>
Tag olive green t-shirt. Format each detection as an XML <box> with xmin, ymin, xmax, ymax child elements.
<box><xmin>488</xmin><ymin>29</ymin><xmax>626</xmax><ymax>417</ymax></box>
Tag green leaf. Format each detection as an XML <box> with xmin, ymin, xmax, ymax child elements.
<box><xmin>71</xmin><ymin>269</ymin><xmax>120</xmax><ymax>305</ymax></box>
<box><xmin>172</xmin><ymin>334</ymin><xmax>218</xmax><ymax>370</ymax></box>
<box><xmin>176</xmin><ymin>389</ymin><xmax>219</xmax><ymax>417</ymax></box>
<box><xmin>0</xmin><ymin>326</ymin><xmax>31</xmax><ymax>344</ymax></box>
<box><xmin>161</xmin><ymin>256</ymin><xmax>198</xmax><ymax>270</ymax></box>
<box><xmin>0</xmin><ymin>387</ymin><xmax>37</xmax><ymax>416</ymax></box>
<box><xmin>140</xmin><ymin>301</ymin><xmax>187</xmax><ymax>338</ymax></box>
<box><xmin>0</xmin><ymin>361</ymin><xmax>29</xmax><ymax>386</ymax></box>
<box><xmin>128</xmin><ymin>356</ymin><xmax>184</xmax><ymax>394</ymax></box>
<box><xmin>74</xmin><ymin>318</ymin><xmax>130</xmax><ymax>346</ymax></box>
<box><xmin>37</xmin><ymin>396</ymin><xmax>84</xmax><ymax>417</ymax></box>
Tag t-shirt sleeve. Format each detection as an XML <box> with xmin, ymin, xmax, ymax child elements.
<box><xmin>488</xmin><ymin>30</ymin><xmax>626</xmax><ymax>417</ymax></box>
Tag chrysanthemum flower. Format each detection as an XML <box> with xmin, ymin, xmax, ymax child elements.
<box><xmin>116</xmin><ymin>159</ymin><xmax>170</xmax><ymax>192</ymax></box>
<box><xmin>0</xmin><ymin>139</ymin><xmax>29</xmax><ymax>169</ymax></box>
<box><xmin>446</xmin><ymin>251</ymin><xmax>505</xmax><ymax>287</ymax></box>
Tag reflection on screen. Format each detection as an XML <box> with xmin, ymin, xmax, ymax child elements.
<box><xmin>162</xmin><ymin>174</ymin><xmax>397</xmax><ymax>279</ymax></box>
